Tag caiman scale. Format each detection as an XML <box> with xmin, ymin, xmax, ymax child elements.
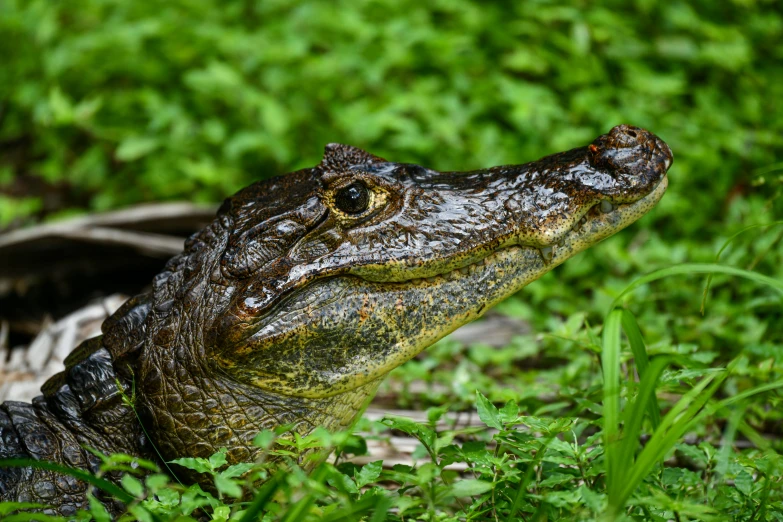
<box><xmin>0</xmin><ymin>125</ymin><xmax>672</xmax><ymax>515</ymax></box>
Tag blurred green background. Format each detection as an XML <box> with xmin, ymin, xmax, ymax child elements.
<box><xmin>1</xmin><ymin>0</ymin><xmax>781</xmax><ymax>346</ymax></box>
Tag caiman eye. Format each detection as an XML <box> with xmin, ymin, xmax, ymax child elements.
<box><xmin>335</xmin><ymin>181</ymin><xmax>370</xmax><ymax>214</ymax></box>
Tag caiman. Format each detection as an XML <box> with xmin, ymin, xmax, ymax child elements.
<box><xmin>0</xmin><ymin>125</ymin><xmax>672</xmax><ymax>516</ymax></box>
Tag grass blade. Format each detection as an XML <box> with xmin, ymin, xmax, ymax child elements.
<box><xmin>320</xmin><ymin>493</ymin><xmax>384</xmax><ymax>522</ymax></box>
<box><xmin>601</xmin><ymin>309</ymin><xmax>623</xmax><ymax>501</ymax></box>
<box><xmin>611</xmin><ymin>263</ymin><xmax>783</xmax><ymax>311</ymax></box>
<box><xmin>615</xmin><ymin>356</ymin><xmax>670</xmax><ymax>479</ymax></box>
<box><xmin>710</xmin><ymin>379</ymin><xmax>783</xmax><ymax>412</ymax></box>
<box><xmin>621</xmin><ymin>310</ymin><xmax>661</xmax><ymax>430</ymax></box>
<box><xmin>715</xmin><ymin>405</ymin><xmax>745</xmax><ymax>477</ymax></box>
<box><xmin>238</xmin><ymin>471</ymin><xmax>286</xmax><ymax>522</ymax></box>
<box><xmin>700</xmin><ymin>221</ymin><xmax>783</xmax><ymax>313</ymax></box>
<box><xmin>280</xmin><ymin>465</ymin><xmax>329</xmax><ymax>522</ymax></box>
<box><xmin>0</xmin><ymin>458</ymin><xmax>135</xmax><ymax>505</ymax></box>
<box><xmin>616</xmin><ymin>370</ymin><xmax>728</xmax><ymax>506</ymax></box>
<box><xmin>1</xmin><ymin>513</ymin><xmax>66</xmax><ymax>522</ymax></box>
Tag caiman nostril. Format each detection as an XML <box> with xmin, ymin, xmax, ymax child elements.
<box><xmin>588</xmin><ymin>125</ymin><xmax>672</xmax><ymax>180</ymax></box>
<box><xmin>607</xmin><ymin>124</ymin><xmax>651</xmax><ymax>146</ymax></box>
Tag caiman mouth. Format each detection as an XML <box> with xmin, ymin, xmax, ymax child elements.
<box><xmin>355</xmin><ymin>174</ymin><xmax>668</xmax><ymax>287</ymax></box>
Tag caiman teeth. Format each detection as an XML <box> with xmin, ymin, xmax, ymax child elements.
<box><xmin>539</xmin><ymin>245</ymin><xmax>554</xmax><ymax>265</ymax></box>
<box><xmin>571</xmin><ymin>215</ymin><xmax>588</xmax><ymax>233</ymax></box>
<box><xmin>600</xmin><ymin>200</ymin><xmax>614</xmax><ymax>213</ymax></box>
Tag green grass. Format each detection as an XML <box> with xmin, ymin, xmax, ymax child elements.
<box><xmin>2</xmin><ymin>257</ymin><xmax>782</xmax><ymax>521</ymax></box>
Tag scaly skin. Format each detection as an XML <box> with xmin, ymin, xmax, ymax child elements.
<box><xmin>0</xmin><ymin>125</ymin><xmax>672</xmax><ymax>516</ymax></box>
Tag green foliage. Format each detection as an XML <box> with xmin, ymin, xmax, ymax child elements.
<box><xmin>1</xmin><ymin>1</ymin><xmax>783</xmax><ymax>520</ymax></box>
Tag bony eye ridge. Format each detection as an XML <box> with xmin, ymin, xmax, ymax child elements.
<box><xmin>335</xmin><ymin>181</ymin><xmax>370</xmax><ymax>214</ymax></box>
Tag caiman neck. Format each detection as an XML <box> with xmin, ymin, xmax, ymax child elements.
<box><xmin>138</xmin><ymin>336</ymin><xmax>380</xmax><ymax>468</ymax></box>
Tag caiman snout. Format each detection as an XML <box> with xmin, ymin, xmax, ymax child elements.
<box><xmin>588</xmin><ymin>124</ymin><xmax>673</xmax><ymax>180</ymax></box>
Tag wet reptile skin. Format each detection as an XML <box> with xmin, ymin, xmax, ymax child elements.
<box><xmin>0</xmin><ymin>125</ymin><xmax>672</xmax><ymax>515</ymax></box>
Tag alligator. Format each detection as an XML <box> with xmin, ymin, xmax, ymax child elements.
<box><xmin>0</xmin><ymin>125</ymin><xmax>672</xmax><ymax>516</ymax></box>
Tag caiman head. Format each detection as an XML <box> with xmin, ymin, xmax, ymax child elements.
<box><xmin>134</xmin><ymin>125</ymin><xmax>671</xmax><ymax>465</ymax></box>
